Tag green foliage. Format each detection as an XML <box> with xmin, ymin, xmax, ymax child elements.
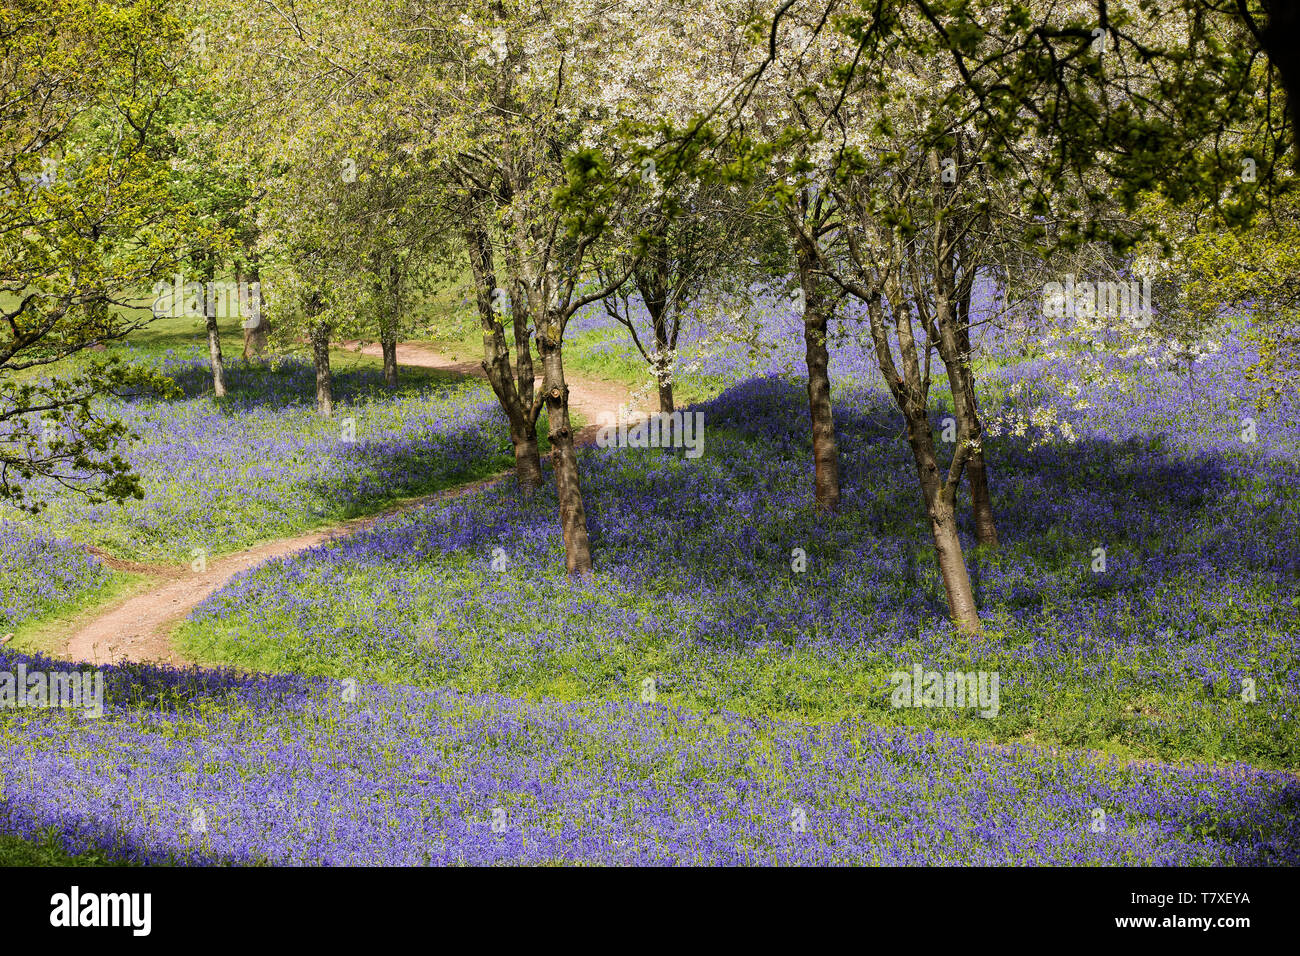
<box><xmin>1173</xmin><ymin>198</ymin><xmax>1300</xmax><ymax>410</ymax></box>
<box><xmin>1</xmin><ymin>0</ymin><xmax>195</xmax><ymax>508</ymax></box>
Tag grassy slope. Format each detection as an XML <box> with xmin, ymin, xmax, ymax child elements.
<box><xmin>2</xmin><ymin>303</ymin><xmax>520</xmax><ymax>629</ymax></box>
<box><xmin>14</xmin><ymin>281</ymin><xmax>1290</xmax><ymax>864</ymax></box>
<box><xmin>1</xmin><ymin>303</ymin><xmax>523</xmax><ymax>865</ymax></box>
<box><xmin>173</xmin><ymin>407</ymin><xmax>1300</xmax><ymax>773</ymax></box>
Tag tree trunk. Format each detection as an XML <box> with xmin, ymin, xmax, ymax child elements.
<box><xmin>465</xmin><ymin>223</ymin><xmax>543</xmax><ymax>490</ymax></box>
<box><xmin>510</xmin><ymin>286</ymin><xmax>544</xmax><ymax>491</ymax></box>
<box><xmin>242</xmin><ymin>261</ymin><xmax>270</xmax><ymax>362</ymax></box>
<box><xmin>656</xmin><ymin>360</ymin><xmax>675</xmax><ymax>414</ymax></box>
<box><xmin>204</xmin><ymin>267</ymin><xmax>227</xmax><ymax>398</ymax></box>
<box><xmin>512</xmin><ymin>420</ymin><xmax>544</xmax><ymax>488</ymax></box>
<box><xmin>956</xmin><ymin>291</ymin><xmax>998</xmax><ymax>547</ymax></box>
<box><xmin>234</xmin><ymin>265</ymin><xmax>247</xmax><ymax>363</ymax></box>
<box><xmin>862</xmin><ymin>275</ymin><xmax>981</xmax><ymax>632</ymax></box>
<box><xmin>206</xmin><ymin>310</ymin><xmax>227</xmax><ymax>397</ymax></box>
<box><xmin>309</xmin><ymin>317</ymin><xmax>333</xmax><ymax>418</ymax></box>
<box><xmin>794</xmin><ymin>231</ymin><xmax>840</xmax><ymax>511</ymax></box>
<box><xmin>929</xmin><ymin>488</ymin><xmax>981</xmax><ymax>628</ymax></box>
<box><xmin>381</xmin><ymin>337</ymin><xmax>398</xmax><ymax>388</ymax></box>
<box><xmin>1258</xmin><ymin>1</ymin><xmax>1300</xmax><ymax>163</ymax></box>
<box><xmin>904</xmin><ymin>411</ymin><xmax>981</xmax><ymax>630</ymax></box>
<box><xmin>652</xmin><ymin>309</ymin><xmax>675</xmax><ymax>414</ymax></box>
<box><xmin>967</xmin><ymin>448</ymin><xmax>998</xmax><ymax>547</ymax></box>
<box><xmin>382</xmin><ymin>262</ymin><xmax>399</xmax><ymax>388</ymax></box>
<box><xmin>539</xmin><ymin>332</ymin><xmax>593</xmax><ymax>575</ymax></box>
<box><xmin>636</xmin><ymin>254</ymin><xmax>676</xmax><ymax>415</ymax></box>
<box><xmin>923</xmin><ymin>179</ymin><xmax>986</xmax><ymax>622</ymax></box>
<box><xmin>511</xmin><ymin>279</ymin><xmax>536</xmax><ymax>415</ymax></box>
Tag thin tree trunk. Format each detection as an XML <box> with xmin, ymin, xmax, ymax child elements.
<box><xmin>636</xmin><ymin>254</ymin><xmax>676</xmax><ymax>414</ymax></box>
<box><xmin>956</xmin><ymin>286</ymin><xmax>998</xmax><ymax>546</ymax></box>
<box><xmin>924</xmin><ymin>175</ymin><xmax>985</xmax><ymax>624</ymax></box>
<box><xmin>794</xmin><ymin>230</ymin><xmax>840</xmax><ymax>511</ymax></box>
<box><xmin>510</xmin><ymin>281</ymin><xmax>543</xmax><ymax>491</ymax></box>
<box><xmin>381</xmin><ymin>337</ymin><xmax>398</xmax><ymax>387</ymax></box>
<box><xmin>309</xmin><ymin>315</ymin><xmax>333</xmax><ymax>418</ymax></box>
<box><xmin>511</xmin><ymin>279</ymin><xmax>536</xmax><ymax>415</ymax></box>
<box><xmin>903</xmin><ymin>410</ymin><xmax>981</xmax><ymax>630</ymax></box>
<box><xmin>511</xmin><ymin>420</ymin><xmax>543</xmax><ymax>488</ymax></box>
<box><xmin>465</xmin><ymin>223</ymin><xmax>543</xmax><ymax>490</ymax></box>
<box><xmin>234</xmin><ymin>265</ymin><xmax>247</xmax><ymax>364</ymax></box>
<box><xmin>651</xmin><ymin>307</ymin><xmax>675</xmax><ymax>414</ymax></box>
<box><xmin>929</xmin><ymin>487</ymin><xmax>981</xmax><ymax>627</ymax></box>
<box><xmin>967</xmin><ymin>448</ymin><xmax>998</xmax><ymax>546</ymax></box>
<box><xmin>656</xmin><ymin>359</ymin><xmax>675</xmax><ymax>414</ymax></box>
<box><xmin>242</xmin><ymin>261</ymin><xmax>270</xmax><ymax>362</ymax></box>
<box><xmin>863</xmin><ymin>278</ymin><xmax>981</xmax><ymax>632</ymax></box>
<box><xmin>539</xmin><ymin>332</ymin><xmax>593</xmax><ymax>574</ymax></box>
<box><xmin>204</xmin><ymin>262</ymin><xmax>227</xmax><ymax>398</ymax></box>
<box><xmin>382</xmin><ymin>262</ymin><xmax>399</xmax><ymax>388</ymax></box>
<box><xmin>206</xmin><ymin>309</ymin><xmax>227</xmax><ymax>397</ymax></box>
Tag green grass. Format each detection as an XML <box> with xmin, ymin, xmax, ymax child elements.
<box><xmin>177</xmin><ymin>571</ymin><xmax>1294</xmax><ymax>772</ymax></box>
<box><xmin>1</xmin><ymin>286</ymin><xmax>474</xmax><ymax>390</ymax></box>
<box><xmin>129</xmin><ymin>310</ymin><xmax>469</xmax><ymax>390</ymax></box>
<box><xmin>0</xmin><ymin>831</ymin><xmax>135</xmax><ymax>866</ymax></box>
<box><xmin>174</xmin><ymin>424</ymin><xmax>1300</xmax><ymax>774</ymax></box>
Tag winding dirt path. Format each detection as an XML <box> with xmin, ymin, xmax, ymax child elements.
<box><xmin>57</xmin><ymin>346</ymin><xmax>636</xmax><ymax>667</ymax></box>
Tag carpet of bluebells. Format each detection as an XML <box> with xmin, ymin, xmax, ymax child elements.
<box><xmin>561</xmin><ymin>279</ymin><xmax>1021</xmax><ymax>396</ymax></box>
<box><xmin>4</xmin><ymin>308</ymin><xmax>1300</xmax><ymax>865</ymax></box>
<box><xmin>23</xmin><ymin>353</ymin><xmax>510</xmax><ymax>563</ymax></box>
<box><xmin>564</xmin><ymin>286</ymin><xmax>891</xmax><ymax>394</ymax></box>
<box><xmin>181</xmin><ymin>327</ymin><xmax>1300</xmax><ymax>771</ymax></box>
<box><xmin>0</xmin><ymin>522</ymin><xmax>107</xmax><ymax>629</ymax></box>
<box><xmin>1</xmin><ymin>650</ymin><xmax>1295</xmax><ymax>865</ymax></box>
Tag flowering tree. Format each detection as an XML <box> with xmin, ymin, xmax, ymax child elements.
<box><xmin>737</xmin><ymin>4</ymin><xmax>1104</xmax><ymax>624</ymax></box>
<box><xmin>201</xmin><ymin>0</ymin><xmax>664</xmax><ymax>569</ymax></box>
<box><xmin>696</xmin><ymin>0</ymin><xmax>1290</xmax><ymax>629</ymax></box>
<box><xmin>597</xmin><ymin>177</ymin><xmax>770</xmax><ymax>415</ymax></box>
<box><xmin>1155</xmin><ymin>196</ymin><xmax>1300</xmax><ymax>411</ymax></box>
<box><xmin>409</xmin><ymin>2</ymin><xmax>734</xmax><ymax>569</ymax></box>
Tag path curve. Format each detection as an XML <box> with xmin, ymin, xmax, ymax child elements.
<box><xmin>59</xmin><ymin>346</ymin><xmax>637</xmax><ymax>667</ymax></box>
<box><xmin>64</xmin><ymin>475</ymin><xmax>504</xmax><ymax>666</ymax></box>
<box><xmin>348</xmin><ymin>341</ymin><xmax>639</xmax><ymax>444</ymax></box>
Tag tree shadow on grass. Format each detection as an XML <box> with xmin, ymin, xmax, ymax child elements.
<box><xmin>158</xmin><ymin>358</ymin><xmax>468</xmax><ymax>413</ymax></box>
<box><xmin>304</xmin><ymin>417</ymin><xmax>514</xmax><ymax>517</ymax></box>
<box><xmin>574</xmin><ymin>375</ymin><xmax>1298</xmax><ymax>637</ymax></box>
